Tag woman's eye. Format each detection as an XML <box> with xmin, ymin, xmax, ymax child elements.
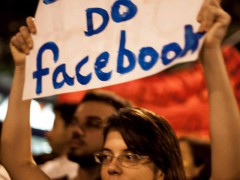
<box><xmin>124</xmin><ymin>154</ymin><xmax>137</xmax><ymax>161</ymax></box>
<box><xmin>126</xmin><ymin>155</ymin><xmax>133</xmax><ymax>159</ymax></box>
<box><xmin>102</xmin><ymin>154</ymin><xmax>112</xmax><ymax>161</ymax></box>
<box><xmin>102</xmin><ymin>155</ymin><xmax>109</xmax><ymax>159</ymax></box>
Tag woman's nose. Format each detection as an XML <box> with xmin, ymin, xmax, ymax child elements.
<box><xmin>107</xmin><ymin>157</ymin><xmax>123</xmax><ymax>175</ymax></box>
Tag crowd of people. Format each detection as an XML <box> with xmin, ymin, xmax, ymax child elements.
<box><xmin>1</xmin><ymin>0</ymin><xmax>240</xmax><ymax>180</ymax></box>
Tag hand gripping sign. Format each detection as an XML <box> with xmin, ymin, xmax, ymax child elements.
<box><xmin>24</xmin><ymin>0</ymin><xmax>204</xmax><ymax>99</ymax></box>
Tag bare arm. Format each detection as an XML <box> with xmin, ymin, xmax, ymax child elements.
<box><xmin>198</xmin><ymin>1</ymin><xmax>240</xmax><ymax>179</ymax></box>
<box><xmin>1</xmin><ymin>17</ymin><xmax>50</xmax><ymax>180</ymax></box>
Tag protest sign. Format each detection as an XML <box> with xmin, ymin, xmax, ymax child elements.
<box><xmin>24</xmin><ymin>0</ymin><xmax>204</xmax><ymax>99</ymax></box>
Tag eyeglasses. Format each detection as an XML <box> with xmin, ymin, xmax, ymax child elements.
<box><xmin>94</xmin><ymin>151</ymin><xmax>150</xmax><ymax>167</ymax></box>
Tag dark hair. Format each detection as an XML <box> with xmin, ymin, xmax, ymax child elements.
<box><xmin>179</xmin><ymin>137</ymin><xmax>211</xmax><ymax>180</ymax></box>
<box><xmin>82</xmin><ymin>90</ymin><xmax>132</xmax><ymax>110</ymax></box>
<box><xmin>54</xmin><ymin>103</ymin><xmax>78</xmax><ymax>126</ymax></box>
<box><xmin>104</xmin><ymin>107</ymin><xmax>186</xmax><ymax>180</ymax></box>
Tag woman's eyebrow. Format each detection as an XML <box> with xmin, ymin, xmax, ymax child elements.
<box><xmin>102</xmin><ymin>148</ymin><xmax>130</xmax><ymax>153</ymax></box>
<box><xmin>122</xmin><ymin>149</ymin><xmax>133</xmax><ymax>153</ymax></box>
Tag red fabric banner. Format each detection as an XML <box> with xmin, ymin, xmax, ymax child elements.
<box><xmin>57</xmin><ymin>46</ymin><xmax>240</xmax><ymax>138</ymax></box>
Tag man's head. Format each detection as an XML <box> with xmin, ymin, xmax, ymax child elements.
<box><xmin>67</xmin><ymin>90</ymin><xmax>131</xmax><ymax>167</ymax></box>
<box><xmin>46</xmin><ymin>103</ymin><xmax>77</xmax><ymax>156</ymax></box>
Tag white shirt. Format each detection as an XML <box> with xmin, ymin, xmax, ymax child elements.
<box><xmin>40</xmin><ymin>155</ymin><xmax>78</xmax><ymax>180</ymax></box>
<box><xmin>0</xmin><ymin>165</ymin><xmax>11</xmax><ymax>180</ymax></box>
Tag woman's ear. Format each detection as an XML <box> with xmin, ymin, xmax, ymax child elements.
<box><xmin>155</xmin><ymin>169</ymin><xmax>164</xmax><ymax>180</ymax></box>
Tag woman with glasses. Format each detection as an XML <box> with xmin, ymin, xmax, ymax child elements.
<box><xmin>95</xmin><ymin>107</ymin><xmax>186</xmax><ymax>180</ymax></box>
<box><xmin>94</xmin><ymin>1</ymin><xmax>240</xmax><ymax>180</ymax></box>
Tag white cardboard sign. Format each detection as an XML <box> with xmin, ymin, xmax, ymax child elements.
<box><xmin>24</xmin><ymin>0</ymin><xmax>204</xmax><ymax>99</ymax></box>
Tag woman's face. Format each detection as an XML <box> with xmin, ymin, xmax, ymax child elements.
<box><xmin>100</xmin><ymin>130</ymin><xmax>164</xmax><ymax>180</ymax></box>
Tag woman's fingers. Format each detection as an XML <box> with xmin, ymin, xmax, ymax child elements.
<box><xmin>197</xmin><ymin>0</ymin><xmax>220</xmax><ymax>32</ymax></box>
<box><xmin>20</xmin><ymin>26</ymin><xmax>33</xmax><ymax>49</ymax></box>
<box><xmin>10</xmin><ymin>16</ymin><xmax>36</xmax><ymax>55</ymax></box>
<box><xmin>26</xmin><ymin>16</ymin><xmax>36</xmax><ymax>34</ymax></box>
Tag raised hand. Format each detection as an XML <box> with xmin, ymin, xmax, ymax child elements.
<box><xmin>10</xmin><ymin>16</ymin><xmax>36</xmax><ymax>67</ymax></box>
<box><xmin>197</xmin><ymin>0</ymin><xmax>230</xmax><ymax>49</ymax></box>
